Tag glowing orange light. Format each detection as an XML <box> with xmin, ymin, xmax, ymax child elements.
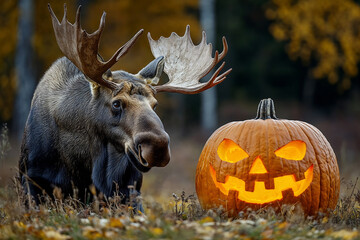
<box><xmin>275</xmin><ymin>140</ymin><xmax>306</xmax><ymax>160</ymax></box>
<box><xmin>249</xmin><ymin>157</ymin><xmax>268</xmax><ymax>174</ymax></box>
<box><xmin>217</xmin><ymin>139</ymin><xmax>249</xmax><ymax>163</ymax></box>
<box><xmin>209</xmin><ymin>164</ymin><xmax>314</xmax><ymax>204</ymax></box>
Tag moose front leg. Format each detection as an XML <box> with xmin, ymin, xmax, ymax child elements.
<box><xmin>21</xmin><ymin>175</ymin><xmax>54</xmax><ymax>205</ymax></box>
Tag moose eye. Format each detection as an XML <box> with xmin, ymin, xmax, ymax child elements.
<box><xmin>112</xmin><ymin>100</ymin><xmax>122</xmax><ymax>111</ymax></box>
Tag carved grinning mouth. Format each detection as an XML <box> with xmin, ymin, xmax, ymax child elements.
<box><xmin>209</xmin><ymin>164</ymin><xmax>314</xmax><ymax>204</ymax></box>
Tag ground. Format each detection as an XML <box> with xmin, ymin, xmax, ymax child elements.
<box><xmin>0</xmin><ymin>184</ymin><xmax>360</xmax><ymax>240</ymax></box>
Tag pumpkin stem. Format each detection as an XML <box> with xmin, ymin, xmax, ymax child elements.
<box><xmin>255</xmin><ymin>98</ymin><xmax>278</xmax><ymax>120</ymax></box>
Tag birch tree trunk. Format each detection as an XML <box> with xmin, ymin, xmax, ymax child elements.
<box><xmin>13</xmin><ymin>0</ymin><xmax>36</xmax><ymax>139</ymax></box>
<box><xmin>200</xmin><ymin>0</ymin><xmax>217</xmax><ymax>132</ymax></box>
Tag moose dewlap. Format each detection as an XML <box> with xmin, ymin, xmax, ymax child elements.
<box><xmin>195</xmin><ymin>98</ymin><xmax>340</xmax><ymax>216</ymax></box>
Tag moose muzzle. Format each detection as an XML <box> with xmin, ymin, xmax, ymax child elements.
<box><xmin>134</xmin><ymin>131</ymin><xmax>170</xmax><ymax>168</ymax></box>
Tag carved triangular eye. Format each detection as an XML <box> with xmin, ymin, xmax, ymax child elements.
<box><xmin>275</xmin><ymin>140</ymin><xmax>306</xmax><ymax>160</ymax></box>
<box><xmin>217</xmin><ymin>139</ymin><xmax>249</xmax><ymax>163</ymax></box>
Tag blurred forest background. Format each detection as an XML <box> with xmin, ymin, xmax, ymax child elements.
<box><xmin>0</xmin><ymin>0</ymin><xmax>360</xmax><ymax>199</ymax></box>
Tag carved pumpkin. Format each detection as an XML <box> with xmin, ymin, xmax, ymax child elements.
<box><xmin>195</xmin><ymin>99</ymin><xmax>340</xmax><ymax>216</ymax></box>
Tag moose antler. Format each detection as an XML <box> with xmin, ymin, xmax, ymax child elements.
<box><xmin>148</xmin><ymin>25</ymin><xmax>232</xmax><ymax>94</ymax></box>
<box><xmin>48</xmin><ymin>4</ymin><xmax>143</xmax><ymax>90</ymax></box>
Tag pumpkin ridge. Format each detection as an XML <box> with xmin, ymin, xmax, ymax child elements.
<box><xmin>240</xmin><ymin>121</ymin><xmax>256</xmax><ymax>186</ymax></box>
<box><xmin>219</xmin><ymin>124</ymin><xmax>236</xmax><ymax>182</ymax></box>
<box><xmin>295</xmin><ymin>121</ymin><xmax>326</xmax><ymax>214</ymax></box>
<box><xmin>298</xmin><ymin>121</ymin><xmax>337</xmax><ymax>212</ymax></box>
<box><xmin>304</xmin><ymin>121</ymin><xmax>340</xmax><ymax>210</ymax></box>
<box><xmin>213</xmin><ymin>123</ymin><xmax>233</xmax><ymax>184</ymax></box>
<box><xmin>288</xmin><ymin>120</ymin><xmax>317</xmax><ymax>214</ymax></box>
<box><xmin>309</xmin><ymin>123</ymin><xmax>331</xmax><ymax>212</ymax></box>
<box><xmin>282</xmin><ymin>121</ymin><xmax>305</xmax><ymax>177</ymax></box>
<box><xmin>270</xmin><ymin>120</ymin><xmax>286</xmax><ymax>179</ymax></box>
<box><xmin>234</xmin><ymin>122</ymin><xmax>249</xmax><ymax>184</ymax></box>
<box><xmin>264</xmin><ymin>119</ymin><xmax>276</xmax><ymax>187</ymax></box>
<box><xmin>282</xmin><ymin>120</ymin><xmax>313</xmax><ymax>213</ymax></box>
<box><xmin>305</xmin><ymin>122</ymin><xmax>332</xmax><ymax>211</ymax></box>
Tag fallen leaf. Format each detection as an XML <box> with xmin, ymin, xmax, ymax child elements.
<box><xmin>104</xmin><ymin>230</ymin><xmax>117</xmax><ymax>238</ymax></box>
<box><xmin>150</xmin><ymin>227</ymin><xmax>163</xmax><ymax>236</ymax></box>
<box><xmin>98</xmin><ymin>218</ymin><xmax>109</xmax><ymax>228</ymax></box>
<box><xmin>82</xmin><ymin>226</ymin><xmax>103</xmax><ymax>239</ymax></box>
<box><xmin>199</xmin><ymin>216</ymin><xmax>214</xmax><ymax>224</ymax></box>
<box><xmin>43</xmin><ymin>230</ymin><xmax>70</xmax><ymax>240</ymax></box>
<box><xmin>330</xmin><ymin>230</ymin><xmax>358</xmax><ymax>240</ymax></box>
<box><xmin>89</xmin><ymin>185</ymin><xmax>96</xmax><ymax>195</ymax></box>
<box><xmin>13</xmin><ymin>221</ymin><xmax>26</xmax><ymax>230</ymax></box>
<box><xmin>109</xmin><ymin>218</ymin><xmax>124</xmax><ymax>228</ymax></box>
<box><xmin>80</xmin><ymin>218</ymin><xmax>90</xmax><ymax>225</ymax></box>
<box><xmin>277</xmin><ymin>222</ymin><xmax>288</xmax><ymax>230</ymax></box>
<box><xmin>261</xmin><ymin>229</ymin><xmax>273</xmax><ymax>239</ymax></box>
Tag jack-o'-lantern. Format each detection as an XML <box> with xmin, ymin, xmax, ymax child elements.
<box><xmin>195</xmin><ymin>99</ymin><xmax>340</xmax><ymax>216</ymax></box>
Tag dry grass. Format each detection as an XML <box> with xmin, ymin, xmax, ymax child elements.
<box><xmin>1</xmin><ymin>126</ymin><xmax>360</xmax><ymax>239</ymax></box>
<box><xmin>0</xmin><ymin>179</ymin><xmax>360</xmax><ymax>239</ymax></box>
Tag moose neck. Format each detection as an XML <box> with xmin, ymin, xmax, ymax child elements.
<box><xmin>255</xmin><ymin>98</ymin><xmax>278</xmax><ymax>120</ymax></box>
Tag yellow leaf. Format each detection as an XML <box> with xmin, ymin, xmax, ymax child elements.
<box><xmin>13</xmin><ymin>221</ymin><xmax>26</xmax><ymax>230</ymax></box>
<box><xmin>277</xmin><ymin>222</ymin><xmax>288</xmax><ymax>229</ymax></box>
<box><xmin>109</xmin><ymin>218</ymin><xmax>124</xmax><ymax>228</ymax></box>
<box><xmin>82</xmin><ymin>226</ymin><xmax>103</xmax><ymax>240</ymax></box>
<box><xmin>199</xmin><ymin>216</ymin><xmax>214</xmax><ymax>224</ymax></box>
<box><xmin>89</xmin><ymin>184</ymin><xmax>97</xmax><ymax>195</ymax></box>
<box><xmin>150</xmin><ymin>227</ymin><xmax>163</xmax><ymax>236</ymax></box>
<box><xmin>43</xmin><ymin>230</ymin><xmax>70</xmax><ymax>240</ymax></box>
<box><xmin>330</xmin><ymin>230</ymin><xmax>359</xmax><ymax>240</ymax></box>
<box><xmin>102</xmin><ymin>208</ymin><xmax>111</xmax><ymax>216</ymax></box>
<box><xmin>267</xmin><ymin>0</ymin><xmax>360</xmax><ymax>89</ymax></box>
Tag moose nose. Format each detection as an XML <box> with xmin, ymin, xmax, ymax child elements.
<box><xmin>134</xmin><ymin>132</ymin><xmax>170</xmax><ymax>168</ymax></box>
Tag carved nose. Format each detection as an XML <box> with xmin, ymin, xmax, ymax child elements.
<box><xmin>249</xmin><ymin>156</ymin><xmax>268</xmax><ymax>174</ymax></box>
<box><xmin>134</xmin><ymin>132</ymin><xmax>170</xmax><ymax>168</ymax></box>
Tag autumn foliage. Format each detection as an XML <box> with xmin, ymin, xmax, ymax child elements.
<box><xmin>267</xmin><ymin>0</ymin><xmax>360</xmax><ymax>91</ymax></box>
<box><xmin>0</xmin><ymin>0</ymin><xmax>200</xmax><ymax>123</ymax></box>
<box><xmin>0</xmin><ymin>1</ymin><xmax>17</xmax><ymax>121</ymax></box>
<box><xmin>2</xmin><ymin>0</ymin><xmax>360</xmax><ymax>123</ymax></box>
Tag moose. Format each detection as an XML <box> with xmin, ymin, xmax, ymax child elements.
<box><xmin>19</xmin><ymin>4</ymin><xmax>231</xmax><ymax>207</ymax></box>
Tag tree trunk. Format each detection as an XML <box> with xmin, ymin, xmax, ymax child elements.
<box><xmin>200</xmin><ymin>0</ymin><xmax>217</xmax><ymax>132</ymax></box>
<box><xmin>13</xmin><ymin>0</ymin><xmax>36</xmax><ymax>139</ymax></box>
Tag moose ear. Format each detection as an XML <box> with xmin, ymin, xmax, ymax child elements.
<box><xmin>136</xmin><ymin>56</ymin><xmax>164</xmax><ymax>85</ymax></box>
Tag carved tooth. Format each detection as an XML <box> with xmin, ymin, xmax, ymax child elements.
<box><xmin>281</xmin><ymin>188</ymin><xmax>295</xmax><ymax>201</ymax></box>
<box><xmin>294</xmin><ymin>171</ymin><xmax>305</xmax><ymax>181</ymax></box>
<box><xmin>264</xmin><ymin>178</ymin><xmax>275</xmax><ymax>190</ymax></box>
<box><xmin>226</xmin><ymin>190</ymin><xmax>239</xmax><ymax>213</ymax></box>
<box><xmin>216</xmin><ymin>172</ymin><xmax>227</xmax><ymax>183</ymax></box>
<box><xmin>245</xmin><ymin>180</ymin><xmax>255</xmax><ymax>192</ymax></box>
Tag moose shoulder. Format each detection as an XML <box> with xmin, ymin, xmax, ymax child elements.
<box><xmin>19</xmin><ymin>4</ymin><xmax>231</xmax><ymax>206</ymax></box>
